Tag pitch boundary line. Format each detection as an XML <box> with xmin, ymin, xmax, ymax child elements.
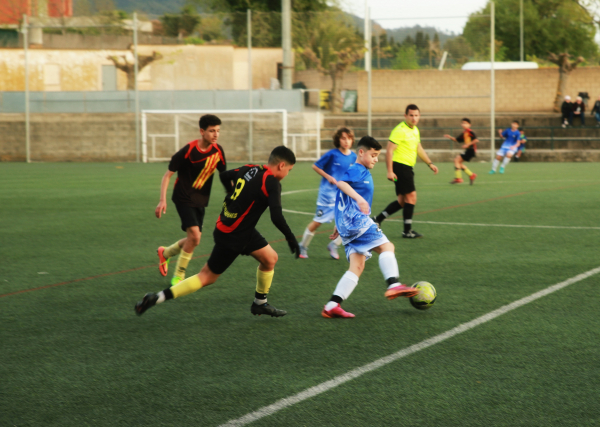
<box><xmin>218</xmin><ymin>266</ymin><xmax>600</xmax><ymax>427</ymax></box>
<box><xmin>282</xmin><ymin>209</ymin><xmax>600</xmax><ymax>230</ymax></box>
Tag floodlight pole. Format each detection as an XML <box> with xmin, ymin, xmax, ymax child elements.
<box><xmin>490</xmin><ymin>1</ymin><xmax>496</xmax><ymax>163</ymax></box>
<box><xmin>23</xmin><ymin>14</ymin><xmax>30</xmax><ymax>163</ymax></box>
<box><xmin>519</xmin><ymin>0</ymin><xmax>524</xmax><ymax>61</ymax></box>
<box><xmin>364</xmin><ymin>3</ymin><xmax>371</xmax><ymax>135</ymax></box>
<box><xmin>133</xmin><ymin>12</ymin><xmax>140</xmax><ymax>163</ymax></box>
<box><xmin>281</xmin><ymin>0</ymin><xmax>292</xmax><ymax>90</ymax></box>
<box><xmin>248</xmin><ymin>9</ymin><xmax>253</xmax><ymax>162</ymax></box>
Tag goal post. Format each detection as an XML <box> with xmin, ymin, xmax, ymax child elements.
<box><xmin>141</xmin><ymin>109</ymin><xmax>322</xmax><ymax>163</ymax></box>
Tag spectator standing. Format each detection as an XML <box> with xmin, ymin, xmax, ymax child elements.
<box><xmin>572</xmin><ymin>96</ymin><xmax>586</xmax><ymax>126</ymax></box>
<box><xmin>561</xmin><ymin>96</ymin><xmax>573</xmax><ymax>128</ymax></box>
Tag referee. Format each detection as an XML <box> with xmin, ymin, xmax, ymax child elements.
<box><xmin>373</xmin><ymin>104</ymin><xmax>438</xmax><ymax>238</ymax></box>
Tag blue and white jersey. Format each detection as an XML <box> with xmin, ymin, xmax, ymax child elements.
<box><xmin>501</xmin><ymin>128</ymin><xmax>521</xmax><ymax>149</ymax></box>
<box><xmin>334</xmin><ymin>163</ymin><xmax>376</xmax><ymax>245</ymax></box>
<box><xmin>314</xmin><ymin>149</ymin><xmax>357</xmax><ymax>206</ymax></box>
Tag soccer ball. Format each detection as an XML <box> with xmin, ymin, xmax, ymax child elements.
<box><xmin>409</xmin><ymin>281</ymin><xmax>437</xmax><ymax>310</ymax></box>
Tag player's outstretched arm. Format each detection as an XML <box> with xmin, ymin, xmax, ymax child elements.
<box><xmin>219</xmin><ymin>168</ymin><xmax>237</xmax><ymax>194</ymax></box>
<box><xmin>312</xmin><ymin>164</ymin><xmax>336</xmax><ymax>185</ymax></box>
<box><xmin>337</xmin><ymin>181</ymin><xmax>370</xmax><ymax>214</ymax></box>
<box><xmin>417</xmin><ymin>143</ymin><xmax>438</xmax><ymax>174</ymax></box>
<box><xmin>156</xmin><ymin>170</ymin><xmax>175</xmax><ymax>218</ymax></box>
<box><xmin>266</xmin><ymin>176</ymin><xmax>300</xmax><ymax>258</ymax></box>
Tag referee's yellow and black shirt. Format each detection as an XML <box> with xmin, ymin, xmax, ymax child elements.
<box><xmin>389</xmin><ymin>121</ymin><xmax>420</xmax><ymax>167</ymax></box>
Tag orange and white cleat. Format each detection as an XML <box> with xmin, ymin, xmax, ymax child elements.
<box><xmin>450</xmin><ymin>178</ymin><xmax>464</xmax><ymax>184</ymax></box>
<box><xmin>321</xmin><ymin>304</ymin><xmax>355</xmax><ymax>318</ymax></box>
<box><xmin>469</xmin><ymin>173</ymin><xmax>477</xmax><ymax>185</ymax></box>
<box><xmin>157</xmin><ymin>246</ymin><xmax>169</xmax><ymax>277</ymax></box>
<box><xmin>385</xmin><ymin>284</ymin><xmax>420</xmax><ymax>300</ymax></box>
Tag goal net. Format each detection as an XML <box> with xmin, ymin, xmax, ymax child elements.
<box><xmin>142</xmin><ymin>109</ymin><xmax>322</xmax><ymax>163</ymax></box>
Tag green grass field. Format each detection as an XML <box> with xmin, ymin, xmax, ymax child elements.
<box><xmin>2</xmin><ymin>161</ymin><xmax>600</xmax><ymax>426</ymax></box>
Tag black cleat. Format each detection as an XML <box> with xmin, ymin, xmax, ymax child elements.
<box><xmin>371</xmin><ymin>216</ymin><xmax>381</xmax><ymax>228</ymax></box>
<box><xmin>402</xmin><ymin>230</ymin><xmax>423</xmax><ymax>239</ymax></box>
<box><xmin>135</xmin><ymin>293</ymin><xmax>158</xmax><ymax>316</ymax></box>
<box><xmin>251</xmin><ymin>302</ymin><xmax>287</xmax><ymax>317</ymax></box>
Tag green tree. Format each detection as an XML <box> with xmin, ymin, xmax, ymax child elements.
<box><xmin>391</xmin><ymin>45</ymin><xmax>419</xmax><ymax>70</ymax></box>
<box><xmin>160</xmin><ymin>5</ymin><xmax>201</xmax><ymax>39</ymax></box>
<box><xmin>463</xmin><ymin>0</ymin><xmax>598</xmax><ymax>62</ymax></box>
<box><xmin>443</xmin><ymin>36</ymin><xmax>473</xmax><ymax>67</ymax></box>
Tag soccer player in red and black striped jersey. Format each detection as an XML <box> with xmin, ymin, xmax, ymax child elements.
<box><xmin>444</xmin><ymin>118</ymin><xmax>478</xmax><ymax>185</ymax></box>
<box><xmin>155</xmin><ymin>114</ymin><xmax>232</xmax><ymax>286</ymax></box>
<box><xmin>135</xmin><ymin>146</ymin><xmax>300</xmax><ymax>318</ymax></box>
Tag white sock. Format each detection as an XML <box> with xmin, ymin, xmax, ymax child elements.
<box><xmin>325</xmin><ymin>301</ymin><xmax>339</xmax><ymax>311</ymax></box>
<box><xmin>492</xmin><ymin>158</ymin><xmax>500</xmax><ymax>171</ymax></box>
<box><xmin>379</xmin><ymin>251</ymin><xmax>400</xmax><ymax>287</ymax></box>
<box><xmin>156</xmin><ymin>291</ymin><xmax>165</xmax><ymax>304</ymax></box>
<box><xmin>333</xmin><ymin>236</ymin><xmax>342</xmax><ymax>246</ymax></box>
<box><xmin>501</xmin><ymin>156</ymin><xmax>511</xmax><ymax>167</ymax></box>
<box><xmin>331</xmin><ymin>271</ymin><xmax>359</xmax><ymax>301</ymax></box>
<box><xmin>254</xmin><ymin>298</ymin><xmax>266</xmax><ymax>305</ymax></box>
<box><xmin>301</xmin><ymin>227</ymin><xmax>315</xmax><ymax>247</ymax></box>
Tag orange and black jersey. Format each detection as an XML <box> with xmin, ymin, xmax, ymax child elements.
<box><xmin>216</xmin><ymin>165</ymin><xmax>295</xmax><ymax>241</ymax></box>
<box><xmin>169</xmin><ymin>141</ymin><xmax>229</xmax><ymax>208</ymax></box>
<box><xmin>456</xmin><ymin>129</ymin><xmax>478</xmax><ymax>152</ymax></box>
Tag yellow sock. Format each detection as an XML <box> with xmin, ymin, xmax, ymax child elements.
<box><xmin>454</xmin><ymin>169</ymin><xmax>462</xmax><ymax>179</ymax></box>
<box><xmin>256</xmin><ymin>268</ymin><xmax>274</xmax><ymax>295</ymax></box>
<box><xmin>163</xmin><ymin>241</ymin><xmax>182</xmax><ymax>259</ymax></box>
<box><xmin>174</xmin><ymin>250</ymin><xmax>193</xmax><ymax>279</ymax></box>
<box><xmin>171</xmin><ymin>275</ymin><xmax>203</xmax><ymax>298</ymax></box>
<box><xmin>463</xmin><ymin>167</ymin><xmax>473</xmax><ymax>177</ymax></box>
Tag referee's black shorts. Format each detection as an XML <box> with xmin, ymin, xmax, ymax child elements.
<box><xmin>207</xmin><ymin>228</ymin><xmax>268</xmax><ymax>275</ymax></box>
<box><xmin>175</xmin><ymin>203</ymin><xmax>205</xmax><ymax>232</ymax></box>
<box><xmin>393</xmin><ymin>162</ymin><xmax>416</xmax><ymax>195</ymax></box>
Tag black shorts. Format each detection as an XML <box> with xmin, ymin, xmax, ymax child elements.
<box><xmin>393</xmin><ymin>162</ymin><xmax>416</xmax><ymax>195</ymax></box>
<box><xmin>175</xmin><ymin>203</ymin><xmax>205</xmax><ymax>232</ymax></box>
<box><xmin>460</xmin><ymin>148</ymin><xmax>476</xmax><ymax>162</ymax></box>
<box><xmin>207</xmin><ymin>228</ymin><xmax>268</xmax><ymax>275</ymax></box>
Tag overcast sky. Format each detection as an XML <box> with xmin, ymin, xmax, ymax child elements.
<box><xmin>341</xmin><ymin>0</ymin><xmax>491</xmax><ymax>34</ymax></box>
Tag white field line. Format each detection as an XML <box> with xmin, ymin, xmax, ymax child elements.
<box><xmin>219</xmin><ymin>266</ymin><xmax>600</xmax><ymax>427</ymax></box>
<box><xmin>281</xmin><ymin>209</ymin><xmax>600</xmax><ymax>230</ymax></box>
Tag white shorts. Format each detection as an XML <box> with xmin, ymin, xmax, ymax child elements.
<box><xmin>344</xmin><ymin>224</ymin><xmax>389</xmax><ymax>261</ymax></box>
<box><xmin>313</xmin><ymin>204</ymin><xmax>335</xmax><ymax>224</ymax></box>
<box><xmin>496</xmin><ymin>147</ymin><xmax>516</xmax><ymax>157</ymax></box>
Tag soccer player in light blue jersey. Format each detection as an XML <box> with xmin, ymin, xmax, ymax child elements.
<box><xmin>299</xmin><ymin>127</ymin><xmax>357</xmax><ymax>260</ymax></box>
<box><xmin>490</xmin><ymin>120</ymin><xmax>521</xmax><ymax>174</ymax></box>
<box><xmin>321</xmin><ymin>136</ymin><xmax>419</xmax><ymax>319</ymax></box>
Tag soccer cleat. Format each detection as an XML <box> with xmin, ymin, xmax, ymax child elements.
<box><xmin>385</xmin><ymin>284</ymin><xmax>420</xmax><ymax>300</ymax></box>
<box><xmin>327</xmin><ymin>241</ymin><xmax>340</xmax><ymax>260</ymax></box>
<box><xmin>450</xmin><ymin>178</ymin><xmax>463</xmax><ymax>184</ymax></box>
<box><xmin>251</xmin><ymin>302</ymin><xmax>287</xmax><ymax>317</ymax></box>
<box><xmin>134</xmin><ymin>292</ymin><xmax>158</xmax><ymax>315</ymax></box>
<box><xmin>499</xmin><ymin>166</ymin><xmax>505</xmax><ymax>174</ymax></box>
<box><xmin>371</xmin><ymin>216</ymin><xmax>381</xmax><ymax>228</ymax></box>
<box><xmin>299</xmin><ymin>244</ymin><xmax>308</xmax><ymax>259</ymax></box>
<box><xmin>489</xmin><ymin>170</ymin><xmax>496</xmax><ymax>174</ymax></box>
<box><xmin>321</xmin><ymin>304</ymin><xmax>355</xmax><ymax>318</ymax></box>
<box><xmin>157</xmin><ymin>247</ymin><xmax>169</xmax><ymax>277</ymax></box>
<box><xmin>402</xmin><ymin>230</ymin><xmax>423</xmax><ymax>239</ymax></box>
<box><xmin>171</xmin><ymin>276</ymin><xmax>183</xmax><ymax>287</ymax></box>
<box><xmin>469</xmin><ymin>173</ymin><xmax>477</xmax><ymax>185</ymax></box>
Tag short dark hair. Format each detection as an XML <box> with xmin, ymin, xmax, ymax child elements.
<box><xmin>512</xmin><ymin>120</ymin><xmax>520</xmax><ymax>126</ymax></box>
<box><xmin>405</xmin><ymin>104</ymin><xmax>420</xmax><ymax>115</ymax></box>
<box><xmin>199</xmin><ymin>114</ymin><xmax>221</xmax><ymax>130</ymax></box>
<box><xmin>461</xmin><ymin>118</ymin><xmax>471</xmax><ymax>124</ymax></box>
<box><xmin>268</xmin><ymin>145</ymin><xmax>296</xmax><ymax>165</ymax></box>
<box><xmin>332</xmin><ymin>127</ymin><xmax>354</xmax><ymax>148</ymax></box>
<box><xmin>357</xmin><ymin>136</ymin><xmax>382</xmax><ymax>151</ymax></box>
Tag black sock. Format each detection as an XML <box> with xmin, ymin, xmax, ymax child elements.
<box><xmin>255</xmin><ymin>291</ymin><xmax>268</xmax><ymax>301</ymax></box>
<box><xmin>163</xmin><ymin>288</ymin><xmax>174</xmax><ymax>300</ymax></box>
<box><xmin>329</xmin><ymin>295</ymin><xmax>343</xmax><ymax>304</ymax></box>
<box><xmin>375</xmin><ymin>201</ymin><xmax>402</xmax><ymax>223</ymax></box>
<box><xmin>403</xmin><ymin>203</ymin><xmax>415</xmax><ymax>233</ymax></box>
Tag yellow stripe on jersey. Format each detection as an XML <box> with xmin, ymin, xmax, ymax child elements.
<box><xmin>192</xmin><ymin>153</ymin><xmax>220</xmax><ymax>190</ymax></box>
<box><xmin>389</xmin><ymin>121</ymin><xmax>420</xmax><ymax>167</ymax></box>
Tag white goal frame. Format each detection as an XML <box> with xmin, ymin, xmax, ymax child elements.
<box><xmin>141</xmin><ymin>109</ymin><xmax>289</xmax><ymax>163</ymax></box>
